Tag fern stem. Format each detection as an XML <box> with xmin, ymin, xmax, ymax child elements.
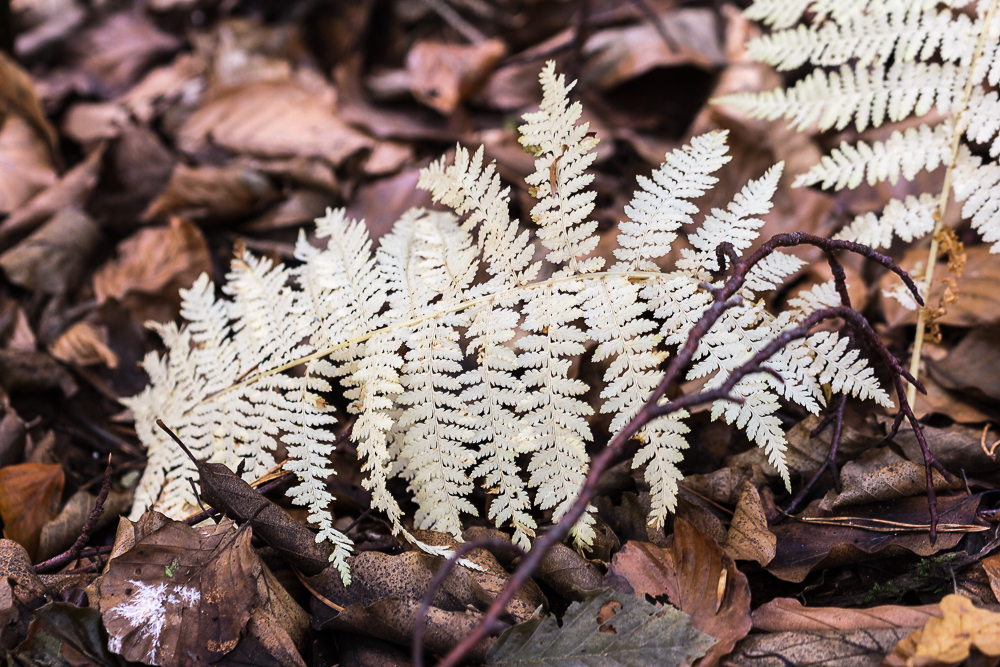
<box><xmin>907</xmin><ymin>0</ymin><xmax>1000</xmax><ymax>405</ymax></box>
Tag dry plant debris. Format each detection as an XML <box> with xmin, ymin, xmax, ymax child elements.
<box><xmin>2</xmin><ymin>0</ymin><xmax>1000</xmax><ymax>666</ymax></box>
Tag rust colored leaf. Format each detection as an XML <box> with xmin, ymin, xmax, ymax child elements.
<box><xmin>142</xmin><ymin>164</ymin><xmax>278</xmax><ymax>223</ymax></box>
<box><xmin>723</xmin><ymin>481</ymin><xmax>776</xmax><ymax>566</ymax></box>
<box><xmin>93</xmin><ymin>218</ymin><xmax>211</xmax><ymax>324</ymax></box>
<box><xmin>0</xmin><ymin>463</ymin><xmax>64</xmax><ymax>560</ymax></box>
<box><xmin>178</xmin><ymin>80</ymin><xmax>372</xmax><ymax>166</ymax></box>
<box><xmin>99</xmin><ymin>517</ymin><xmax>261</xmax><ymax>666</ymax></box>
<box><xmin>49</xmin><ymin>320</ymin><xmax>119</xmax><ymax>368</ymax></box>
<box><xmin>884</xmin><ymin>595</ymin><xmax>1000</xmax><ymax>667</ymax></box>
<box><xmin>0</xmin><ymin>115</ymin><xmax>57</xmax><ymax>214</ymax></box>
<box><xmin>407</xmin><ymin>39</ymin><xmax>507</xmax><ymax>114</ymax></box>
<box><xmin>604</xmin><ymin>519</ymin><xmax>752</xmax><ymax>667</ymax></box>
<box><xmin>766</xmin><ymin>495</ymin><xmax>981</xmax><ymax>583</ymax></box>
<box><xmin>752</xmin><ymin>598</ymin><xmax>940</xmax><ymax>633</ymax></box>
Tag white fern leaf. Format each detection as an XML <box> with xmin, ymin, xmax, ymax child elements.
<box><xmin>833</xmin><ymin>194</ymin><xmax>938</xmax><ymax>249</ymax></box>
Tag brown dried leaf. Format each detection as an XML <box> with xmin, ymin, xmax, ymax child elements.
<box><xmin>891</xmin><ymin>421</ymin><xmax>1000</xmax><ymax>483</ymax></box>
<box><xmin>981</xmin><ymin>553</ymin><xmax>1000</xmax><ymax>602</ymax></box>
<box><xmin>62</xmin><ymin>102</ymin><xmax>129</xmax><ymax>142</ymax></box>
<box><xmin>604</xmin><ymin>519</ymin><xmax>752</xmax><ymax>667</ymax></box>
<box><xmin>0</xmin><ymin>143</ymin><xmax>105</xmax><ymax>250</ymax></box>
<box><xmin>928</xmin><ymin>326</ymin><xmax>1000</xmax><ymax>404</ymax></box>
<box><xmin>364</xmin><ymin>141</ymin><xmax>414</xmax><ymax>176</ymax></box>
<box><xmin>681</xmin><ymin>466</ymin><xmax>768</xmax><ymax>506</ymax></box>
<box><xmin>530</xmin><ymin>542</ymin><xmax>604</xmax><ymax>601</ymax></box>
<box><xmin>884</xmin><ymin>595</ymin><xmax>1000</xmax><ymax>667</ymax></box>
<box><xmin>820</xmin><ymin>450</ymin><xmax>962</xmax><ymax>511</ymax></box>
<box><xmin>722</xmin><ymin>627</ymin><xmax>912</xmax><ymax>667</ymax></box>
<box><xmin>335</xmin><ymin>634</ymin><xmax>412</xmax><ymax>667</ymax></box>
<box><xmin>884</xmin><ymin>245</ymin><xmax>1000</xmax><ymax>329</ymax></box>
<box><xmin>71</xmin><ymin>12</ymin><xmax>181</xmax><ymax>95</ymax></box>
<box><xmin>143</xmin><ymin>164</ymin><xmax>278</xmax><ymax>223</ymax></box>
<box><xmin>0</xmin><ymin>115</ymin><xmax>57</xmax><ymax>213</ymax></box>
<box><xmin>0</xmin><ymin>463</ymin><xmax>64</xmax><ymax>559</ymax></box>
<box><xmin>0</xmin><ymin>350</ymin><xmax>77</xmax><ymax>396</ymax></box>
<box><xmin>766</xmin><ymin>495</ymin><xmax>981</xmax><ymax>583</ymax></box>
<box><xmin>0</xmin><ymin>540</ymin><xmax>48</xmax><ymax>607</ymax></box>
<box><xmin>178</xmin><ymin>80</ymin><xmax>373</xmax><ymax>166</ymax></box>
<box><xmin>241</xmin><ymin>190</ymin><xmax>338</xmax><ymax>232</ymax></box>
<box><xmin>217</xmin><ymin>608</ymin><xmax>306</xmax><ymax>667</ymax></box>
<box><xmin>99</xmin><ymin>518</ymin><xmax>261</xmax><ymax>666</ymax></box>
<box><xmin>49</xmin><ymin>321</ymin><xmax>119</xmax><ymax>368</ymax></box>
<box><xmin>0</xmin><ymin>51</ymin><xmax>58</xmax><ymax>155</ymax></box>
<box><xmin>0</xmin><ymin>207</ymin><xmax>101</xmax><ymax>295</ymax></box>
<box><xmin>723</xmin><ymin>481</ymin><xmax>776</xmax><ymax>566</ymax></box>
<box><xmin>36</xmin><ymin>488</ymin><xmax>131</xmax><ymax>562</ymax></box>
<box><xmin>752</xmin><ymin>598</ymin><xmax>940</xmax><ymax>632</ymax></box>
<box><xmin>407</xmin><ymin>39</ymin><xmax>506</xmax><ymax>114</ymax></box>
<box><xmin>93</xmin><ymin>218</ymin><xmax>211</xmax><ymax>323</ymax></box>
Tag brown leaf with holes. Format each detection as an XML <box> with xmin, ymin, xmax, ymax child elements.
<box><xmin>884</xmin><ymin>595</ymin><xmax>1000</xmax><ymax>667</ymax></box>
<box><xmin>604</xmin><ymin>519</ymin><xmax>752</xmax><ymax>667</ymax></box>
<box><xmin>142</xmin><ymin>163</ymin><xmax>278</xmax><ymax>223</ymax></box>
<box><xmin>0</xmin><ymin>463</ymin><xmax>64</xmax><ymax>559</ymax></box>
<box><xmin>178</xmin><ymin>79</ymin><xmax>372</xmax><ymax>166</ymax></box>
<box><xmin>93</xmin><ymin>218</ymin><xmax>211</xmax><ymax>323</ymax></box>
<box><xmin>407</xmin><ymin>39</ymin><xmax>507</xmax><ymax>114</ymax></box>
<box><xmin>723</xmin><ymin>481</ymin><xmax>775</xmax><ymax>566</ymax></box>
<box><xmin>752</xmin><ymin>598</ymin><xmax>940</xmax><ymax>632</ymax></box>
<box><xmin>99</xmin><ymin>517</ymin><xmax>261</xmax><ymax>666</ymax></box>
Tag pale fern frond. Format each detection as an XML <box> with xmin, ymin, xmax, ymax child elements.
<box><xmin>953</xmin><ymin>146</ymin><xmax>1000</xmax><ymax>251</ymax></box>
<box><xmin>833</xmin><ymin>194</ymin><xmax>937</xmax><ymax>249</ymax></box>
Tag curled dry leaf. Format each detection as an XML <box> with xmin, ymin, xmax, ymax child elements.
<box><xmin>178</xmin><ymin>79</ymin><xmax>373</xmax><ymax>167</ymax></box>
<box><xmin>605</xmin><ymin>519</ymin><xmax>752</xmax><ymax>667</ymax></box>
<box><xmin>93</xmin><ymin>218</ymin><xmax>211</xmax><ymax>323</ymax></box>
<box><xmin>0</xmin><ymin>207</ymin><xmax>101</xmax><ymax>295</ymax></box>
<box><xmin>723</xmin><ymin>481</ymin><xmax>776</xmax><ymax>567</ymax></box>
<box><xmin>681</xmin><ymin>466</ymin><xmax>769</xmax><ymax>506</ymax></box>
<box><xmin>99</xmin><ymin>517</ymin><xmax>261</xmax><ymax>666</ymax></box>
<box><xmin>752</xmin><ymin>598</ymin><xmax>940</xmax><ymax>633</ymax></box>
<box><xmin>36</xmin><ymin>488</ymin><xmax>132</xmax><ymax>562</ymax></box>
<box><xmin>49</xmin><ymin>320</ymin><xmax>119</xmax><ymax>368</ymax></box>
<box><xmin>0</xmin><ymin>115</ymin><xmax>57</xmax><ymax>214</ymax></box>
<box><xmin>0</xmin><ymin>463</ymin><xmax>64</xmax><ymax>560</ymax></box>
<box><xmin>142</xmin><ymin>163</ymin><xmax>278</xmax><ymax>223</ymax></box>
<box><xmin>884</xmin><ymin>595</ymin><xmax>1000</xmax><ymax>667</ymax></box>
<box><xmin>406</xmin><ymin>39</ymin><xmax>507</xmax><ymax>115</ymax></box>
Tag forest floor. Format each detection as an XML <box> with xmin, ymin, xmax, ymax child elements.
<box><xmin>1</xmin><ymin>0</ymin><xmax>999</xmax><ymax>666</ymax></box>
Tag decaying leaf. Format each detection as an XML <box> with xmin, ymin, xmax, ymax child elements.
<box><xmin>99</xmin><ymin>517</ymin><xmax>261</xmax><ymax>666</ymax></box>
<box><xmin>11</xmin><ymin>602</ymin><xmax>124</xmax><ymax>667</ymax></box>
<box><xmin>487</xmin><ymin>586</ymin><xmax>716</xmax><ymax>667</ymax></box>
<box><xmin>93</xmin><ymin>218</ymin><xmax>211</xmax><ymax>323</ymax></box>
<box><xmin>722</xmin><ymin>627</ymin><xmax>913</xmax><ymax>667</ymax></box>
<box><xmin>723</xmin><ymin>481</ymin><xmax>776</xmax><ymax>566</ymax></box>
<box><xmin>0</xmin><ymin>463</ymin><xmax>64</xmax><ymax>559</ymax></box>
<box><xmin>0</xmin><ymin>540</ymin><xmax>48</xmax><ymax>607</ymax></box>
<box><xmin>0</xmin><ymin>51</ymin><xmax>58</xmax><ymax>157</ymax></box>
<box><xmin>884</xmin><ymin>594</ymin><xmax>1000</xmax><ymax>667</ymax></box>
<box><xmin>752</xmin><ymin>598</ymin><xmax>940</xmax><ymax>632</ymax></box>
<box><xmin>605</xmin><ymin>519</ymin><xmax>752</xmax><ymax>667</ymax></box>
<box><xmin>819</xmin><ymin>448</ymin><xmax>962</xmax><ymax>511</ymax></box>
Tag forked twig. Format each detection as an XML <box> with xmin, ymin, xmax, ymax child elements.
<box><xmin>432</xmin><ymin>232</ymin><xmax>937</xmax><ymax>667</ymax></box>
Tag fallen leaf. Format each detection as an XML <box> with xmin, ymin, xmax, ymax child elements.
<box><xmin>62</xmin><ymin>101</ymin><xmax>129</xmax><ymax>142</ymax></box>
<box><xmin>178</xmin><ymin>79</ymin><xmax>373</xmax><ymax>166</ymax></box>
<box><xmin>0</xmin><ymin>539</ymin><xmax>48</xmax><ymax>607</ymax></box>
<box><xmin>0</xmin><ymin>350</ymin><xmax>77</xmax><ymax>396</ymax></box>
<box><xmin>121</xmin><ymin>54</ymin><xmax>205</xmax><ymax>125</ymax></box>
<box><xmin>486</xmin><ymin>587</ymin><xmax>716</xmax><ymax>667</ymax></box>
<box><xmin>681</xmin><ymin>465</ymin><xmax>769</xmax><ymax>506</ymax></box>
<box><xmin>913</xmin><ymin>374</ymin><xmax>994</xmax><ymax>423</ymax></box>
<box><xmin>752</xmin><ymin>598</ymin><xmax>940</xmax><ymax>632</ymax></box>
<box><xmin>93</xmin><ymin>218</ymin><xmax>211</xmax><ymax>323</ymax></box>
<box><xmin>528</xmin><ymin>541</ymin><xmax>604</xmax><ymax>601</ymax></box>
<box><xmin>71</xmin><ymin>12</ymin><xmax>181</xmax><ymax>96</ymax></box>
<box><xmin>0</xmin><ymin>577</ymin><xmax>23</xmax><ymax>650</ymax></box>
<box><xmin>721</xmin><ymin>627</ymin><xmax>913</xmax><ymax>667</ymax></box>
<box><xmin>723</xmin><ymin>481</ymin><xmax>776</xmax><ymax>566</ymax></box>
<box><xmin>143</xmin><ymin>163</ymin><xmax>278</xmax><ymax>223</ymax></box>
<box><xmin>884</xmin><ymin>244</ymin><xmax>1000</xmax><ymax>329</ymax></box>
<box><xmin>0</xmin><ymin>143</ymin><xmax>105</xmax><ymax>250</ymax></box>
<box><xmin>344</xmin><ymin>168</ymin><xmax>432</xmax><ymax>241</ymax></box>
<box><xmin>891</xmin><ymin>420</ymin><xmax>1000</xmax><ymax>484</ymax></box>
<box><xmin>335</xmin><ymin>633</ymin><xmax>411</xmax><ymax>667</ymax></box>
<box><xmin>364</xmin><ymin>141</ymin><xmax>414</xmax><ymax>176</ymax></box>
<box><xmin>36</xmin><ymin>488</ymin><xmax>132</xmax><ymax>562</ymax></box>
<box><xmin>241</xmin><ymin>190</ymin><xmax>338</xmax><ymax>232</ymax></box>
<box><xmin>406</xmin><ymin>39</ymin><xmax>507</xmax><ymax>114</ymax></box>
<box><xmin>235</xmin><ymin>156</ymin><xmax>340</xmax><ymax>193</ymax></box>
<box><xmin>928</xmin><ymin>326</ymin><xmax>1000</xmax><ymax>403</ymax></box>
<box><xmin>0</xmin><ymin>115</ymin><xmax>57</xmax><ymax>213</ymax></box>
<box><xmin>819</xmin><ymin>448</ymin><xmax>962</xmax><ymax>511</ymax></box>
<box><xmin>99</xmin><ymin>518</ymin><xmax>261</xmax><ymax>666</ymax></box>
<box><xmin>605</xmin><ymin>519</ymin><xmax>752</xmax><ymax>667</ymax></box>
<box><xmin>0</xmin><ymin>207</ymin><xmax>101</xmax><ymax>295</ymax></box>
<box><xmin>217</xmin><ymin>608</ymin><xmax>306</xmax><ymax>667</ymax></box>
<box><xmin>0</xmin><ymin>50</ymin><xmax>58</xmax><ymax>156</ymax></box>
<box><xmin>0</xmin><ymin>463</ymin><xmax>64</xmax><ymax>559</ymax></box>
<box><xmin>981</xmin><ymin>553</ymin><xmax>1000</xmax><ymax>602</ymax></box>
<box><xmin>49</xmin><ymin>320</ymin><xmax>119</xmax><ymax>368</ymax></box>
<box><xmin>0</xmin><ymin>296</ymin><xmax>37</xmax><ymax>353</ymax></box>
<box><xmin>12</xmin><ymin>602</ymin><xmax>123</xmax><ymax>667</ymax></box>
<box><xmin>766</xmin><ymin>494</ymin><xmax>982</xmax><ymax>583</ymax></box>
<box><xmin>884</xmin><ymin>594</ymin><xmax>1000</xmax><ymax>667</ymax></box>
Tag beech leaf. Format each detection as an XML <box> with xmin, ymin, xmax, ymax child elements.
<box><xmin>486</xmin><ymin>587</ymin><xmax>715</xmax><ymax>667</ymax></box>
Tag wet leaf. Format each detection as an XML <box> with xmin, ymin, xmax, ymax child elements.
<box><xmin>605</xmin><ymin>519</ymin><xmax>752</xmax><ymax>667</ymax></box>
<box><xmin>884</xmin><ymin>594</ymin><xmax>1000</xmax><ymax>667</ymax></box>
<box><xmin>11</xmin><ymin>602</ymin><xmax>125</xmax><ymax>667</ymax></box>
<box><xmin>406</xmin><ymin>39</ymin><xmax>507</xmax><ymax>115</ymax></box>
<box><xmin>0</xmin><ymin>463</ymin><xmax>64</xmax><ymax>559</ymax></box>
<box><xmin>178</xmin><ymin>79</ymin><xmax>373</xmax><ymax>166</ymax></box>
<box><xmin>486</xmin><ymin>586</ymin><xmax>716</xmax><ymax>667</ymax></box>
<box><xmin>751</xmin><ymin>598</ymin><xmax>940</xmax><ymax>632</ymax></box>
<box><xmin>723</xmin><ymin>481</ymin><xmax>776</xmax><ymax>566</ymax></box>
<box><xmin>99</xmin><ymin>518</ymin><xmax>261</xmax><ymax>666</ymax></box>
<box><xmin>93</xmin><ymin>218</ymin><xmax>211</xmax><ymax>324</ymax></box>
<box><xmin>721</xmin><ymin>627</ymin><xmax>912</xmax><ymax>667</ymax></box>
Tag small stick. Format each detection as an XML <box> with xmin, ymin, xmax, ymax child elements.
<box><xmin>36</xmin><ymin>455</ymin><xmax>113</xmax><ymax>572</ymax></box>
